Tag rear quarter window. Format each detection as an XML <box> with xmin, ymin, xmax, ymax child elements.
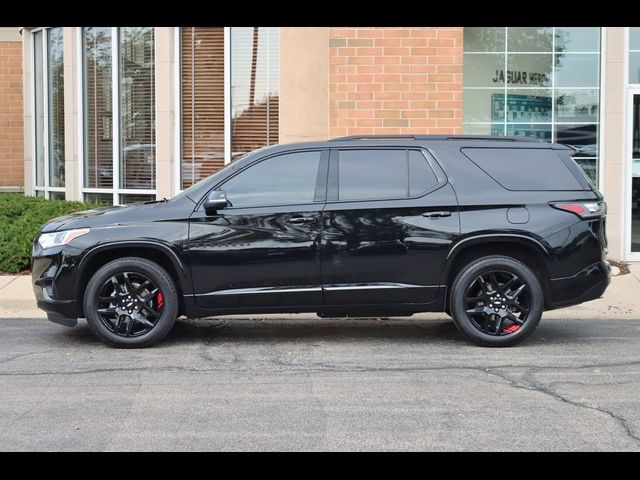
<box><xmin>461</xmin><ymin>147</ymin><xmax>584</xmax><ymax>191</ymax></box>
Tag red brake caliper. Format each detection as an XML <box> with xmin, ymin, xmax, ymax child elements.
<box><xmin>503</xmin><ymin>324</ymin><xmax>520</xmax><ymax>334</ymax></box>
<box><xmin>157</xmin><ymin>292</ymin><xmax>164</xmax><ymax>310</ymax></box>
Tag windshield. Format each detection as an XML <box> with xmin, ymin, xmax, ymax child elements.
<box><xmin>169</xmin><ymin>174</ymin><xmax>214</xmax><ymax>203</ymax></box>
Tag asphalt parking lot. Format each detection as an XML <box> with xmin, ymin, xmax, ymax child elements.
<box><xmin>0</xmin><ymin>315</ymin><xmax>639</xmax><ymax>451</ymax></box>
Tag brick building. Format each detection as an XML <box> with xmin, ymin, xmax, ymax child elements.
<box><xmin>0</xmin><ymin>28</ymin><xmax>23</xmax><ymax>191</ymax></box>
<box><xmin>9</xmin><ymin>27</ymin><xmax>640</xmax><ymax>260</ymax></box>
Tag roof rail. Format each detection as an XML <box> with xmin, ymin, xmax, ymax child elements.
<box><xmin>329</xmin><ymin>135</ymin><xmax>417</xmax><ymax>142</ymax></box>
<box><xmin>329</xmin><ymin>134</ymin><xmax>543</xmax><ymax>143</ymax></box>
<box><xmin>444</xmin><ymin>135</ymin><xmax>542</xmax><ymax>143</ymax></box>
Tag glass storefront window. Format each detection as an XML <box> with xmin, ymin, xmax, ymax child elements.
<box><xmin>555</xmin><ymin>27</ymin><xmax>600</xmax><ymax>53</ymax></box>
<box><xmin>49</xmin><ymin>191</ymin><xmax>66</xmax><ymax>201</ymax></box>
<box><xmin>83</xmin><ymin>27</ymin><xmax>113</xmax><ymax>190</ymax></box>
<box><xmin>555</xmin><ymin>54</ymin><xmax>600</xmax><ymax>88</ymax></box>
<box><xmin>506</xmin><ymin>90</ymin><xmax>552</xmax><ymax>122</ymax></box>
<box><xmin>506</xmin><ymin>54</ymin><xmax>552</xmax><ymax>87</ymax></box>
<box><xmin>180</xmin><ymin>27</ymin><xmax>281</xmax><ymax>189</ymax></box>
<box><xmin>555</xmin><ymin>89</ymin><xmax>599</xmax><ymax>122</ymax></box>
<box><xmin>464</xmin><ymin>27</ymin><xmax>601</xmax><ymax>185</ymax></box>
<box><xmin>82</xmin><ymin>27</ymin><xmax>156</xmax><ymax>204</ymax></box>
<box><xmin>119</xmin><ymin>193</ymin><xmax>155</xmax><ymax>204</ymax></box>
<box><xmin>84</xmin><ymin>193</ymin><xmax>113</xmax><ymax>205</ymax></box>
<box><xmin>181</xmin><ymin>27</ymin><xmax>225</xmax><ymax>189</ymax></box>
<box><xmin>463</xmin><ymin>54</ymin><xmax>505</xmax><ymax>88</ymax></box>
<box><xmin>463</xmin><ymin>27</ymin><xmax>505</xmax><ymax>53</ymax></box>
<box><xmin>48</xmin><ymin>28</ymin><xmax>65</xmax><ymax>189</ymax></box>
<box><xmin>32</xmin><ymin>28</ymin><xmax>65</xmax><ymax>198</ymax></box>
<box><xmin>508</xmin><ymin>27</ymin><xmax>553</xmax><ymax>52</ymax></box>
<box><xmin>230</xmin><ymin>27</ymin><xmax>279</xmax><ymax>160</ymax></box>
<box><xmin>120</xmin><ymin>27</ymin><xmax>155</xmax><ymax>190</ymax></box>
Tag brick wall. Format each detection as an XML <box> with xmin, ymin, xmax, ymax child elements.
<box><xmin>329</xmin><ymin>27</ymin><xmax>463</xmax><ymax>137</ymax></box>
<box><xmin>0</xmin><ymin>40</ymin><xmax>23</xmax><ymax>188</ymax></box>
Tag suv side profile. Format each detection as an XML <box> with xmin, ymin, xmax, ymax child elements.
<box><xmin>31</xmin><ymin>135</ymin><xmax>610</xmax><ymax>348</ymax></box>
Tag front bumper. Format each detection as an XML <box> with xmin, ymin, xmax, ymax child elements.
<box><xmin>548</xmin><ymin>260</ymin><xmax>611</xmax><ymax>310</ymax></box>
<box><xmin>31</xmin><ymin>242</ymin><xmax>83</xmax><ymax>327</ymax></box>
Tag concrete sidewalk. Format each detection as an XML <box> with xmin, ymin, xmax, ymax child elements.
<box><xmin>2</xmin><ymin>265</ymin><xmax>639</xmax><ymax>320</ymax></box>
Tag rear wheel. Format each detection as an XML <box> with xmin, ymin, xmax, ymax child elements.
<box><xmin>450</xmin><ymin>256</ymin><xmax>543</xmax><ymax>347</ymax></box>
<box><xmin>83</xmin><ymin>257</ymin><xmax>178</xmax><ymax>348</ymax></box>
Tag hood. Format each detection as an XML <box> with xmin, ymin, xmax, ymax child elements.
<box><xmin>40</xmin><ymin>204</ymin><xmax>148</xmax><ymax>233</ymax></box>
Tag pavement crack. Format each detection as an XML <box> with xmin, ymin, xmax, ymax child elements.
<box><xmin>485</xmin><ymin>368</ymin><xmax>640</xmax><ymax>447</ymax></box>
<box><xmin>0</xmin><ymin>352</ymin><xmax>41</xmax><ymax>365</ymax></box>
<box><xmin>0</xmin><ymin>276</ymin><xmax>19</xmax><ymax>291</ymax></box>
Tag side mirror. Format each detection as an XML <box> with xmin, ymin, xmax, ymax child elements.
<box><xmin>203</xmin><ymin>190</ymin><xmax>228</xmax><ymax>214</ymax></box>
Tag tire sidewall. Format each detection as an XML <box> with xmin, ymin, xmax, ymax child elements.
<box><xmin>450</xmin><ymin>256</ymin><xmax>543</xmax><ymax>347</ymax></box>
<box><xmin>83</xmin><ymin>257</ymin><xmax>178</xmax><ymax>348</ymax></box>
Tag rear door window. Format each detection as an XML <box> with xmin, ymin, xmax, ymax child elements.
<box><xmin>461</xmin><ymin>147</ymin><xmax>584</xmax><ymax>191</ymax></box>
<box><xmin>335</xmin><ymin>149</ymin><xmax>439</xmax><ymax>201</ymax></box>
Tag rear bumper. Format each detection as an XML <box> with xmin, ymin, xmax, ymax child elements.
<box><xmin>548</xmin><ymin>260</ymin><xmax>611</xmax><ymax>310</ymax></box>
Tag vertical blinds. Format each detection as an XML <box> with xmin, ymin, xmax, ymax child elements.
<box><xmin>120</xmin><ymin>27</ymin><xmax>155</xmax><ymax>190</ymax></box>
<box><xmin>230</xmin><ymin>27</ymin><xmax>279</xmax><ymax>160</ymax></box>
<box><xmin>181</xmin><ymin>27</ymin><xmax>280</xmax><ymax>189</ymax></box>
<box><xmin>83</xmin><ymin>27</ymin><xmax>113</xmax><ymax>189</ymax></box>
<box><xmin>181</xmin><ymin>27</ymin><xmax>225</xmax><ymax>189</ymax></box>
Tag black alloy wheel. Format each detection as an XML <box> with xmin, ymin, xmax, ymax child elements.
<box><xmin>450</xmin><ymin>256</ymin><xmax>543</xmax><ymax>347</ymax></box>
<box><xmin>84</xmin><ymin>257</ymin><xmax>178</xmax><ymax>348</ymax></box>
<box><xmin>463</xmin><ymin>270</ymin><xmax>531</xmax><ymax>336</ymax></box>
<box><xmin>96</xmin><ymin>271</ymin><xmax>164</xmax><ymax>337</ymax></box>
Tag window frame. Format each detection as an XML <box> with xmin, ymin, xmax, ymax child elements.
<box><xmin>31</xmin><ymin>27</ymin><xmax>66</xmax><ymax>200</ymax></box>
<box><xmin>77</xmin><ymin>27</ymin><xmax>157</xmax><ymax>206</ymax></box>
<box><xmin>326</xmin><ymin>147</ymin><xmax>447</xmax><ymax>204</ymax></box>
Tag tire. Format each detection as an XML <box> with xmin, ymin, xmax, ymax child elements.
<box><xmin>450</xmin><ymin>255</ymin><xmax>543</xmax><ymax>347</ymax></box>
<box><xmin>83</xmin><ymin>257</ymin><xmax>178</xmax><ymax>348</ymax></box>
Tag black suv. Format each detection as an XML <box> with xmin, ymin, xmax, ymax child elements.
<box><xmin>31</xmin><ymin>135</ymin><xmax>610</xmax><ymax>348</ymax></box>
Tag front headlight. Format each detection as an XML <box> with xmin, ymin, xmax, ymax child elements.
<box><xmin>37</xmin><ymin>228</ymin><xmax>91</xmax><ymax>249</ymax></box>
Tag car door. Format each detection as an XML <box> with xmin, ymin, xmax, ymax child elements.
<box><xmin>321</xmin><ymin>147</ymin><xmax>460</xmax><ymax>306</ymax></box>
<box><xmin>188</xmin><ymin>149</ymin><xmax>328</xmax><ymax>310</ymax></box>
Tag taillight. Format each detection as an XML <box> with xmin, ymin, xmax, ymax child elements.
<box><xmin>550</xmin><ymin>201</ymin><xmax>607</xmax><ymax>219</ymax></box>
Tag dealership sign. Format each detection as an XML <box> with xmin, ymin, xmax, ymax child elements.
<box><xmin>492</xmin><ymin>70</ymin><xmax>549</xmax><ymax>86</ymax></box>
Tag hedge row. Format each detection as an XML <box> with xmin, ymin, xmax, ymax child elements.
<box><xmin>0</xmin><ymin>193</ymin><xmax>97</xmax><ymax>273</ymax></box>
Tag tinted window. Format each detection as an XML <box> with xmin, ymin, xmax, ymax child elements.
<box><xmin>221</xmin><ymin>151</ymin><xmax>322</xmax><ymax>207</ymax></box>
<box><xmin>409</xmin><ymin>150</ymin><xmax>438</xmax><ymax>195</ymax></box>
<box><xmin>337</xmin><ymin>149</ymin><xmax>438</xmax><ymax>201</ymax></box>
<box><xmin>461</xmin><ymin>147</ymin><xmax>583</xmax><ymax>191</ymax></box>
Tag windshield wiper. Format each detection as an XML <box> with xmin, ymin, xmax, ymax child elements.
<box><xmin>144</xmin><ymin>198</ymin><xmax>168</xmax><ymax>204</ymax></box>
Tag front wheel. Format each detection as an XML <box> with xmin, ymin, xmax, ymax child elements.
<box><xmin>450</xmin><ymin>256</ymin><xmax>544</xmax><ymax>347</ymax></box>
<box><xmin>83</xmin><ymin>257</ymin><xmax>178</xmax><ymax>348</ymax></box>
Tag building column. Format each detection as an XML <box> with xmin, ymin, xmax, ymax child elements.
<box><xmin>63</xmin><ymin>27</ymin><xmax>80</xmax><ymax>201</ymax></box>
<box><xmin>601</xmin><ymin>27</ymin><xmax>626</xmax><ymax>260</ymax></box>
<box><xmin>155</xmin><ymin>27</ymin><xmax>175</xmax><ymax>200</ymax></box>
<box><xmin>279</xmin><ymin>27</ymin><xmax>330</xmax><ymax>143</ymax></box>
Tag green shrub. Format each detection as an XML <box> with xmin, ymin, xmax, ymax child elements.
<box><xmin>0</xmin><ymin>193</ymin><xmax>101</xmax><ymax>273</ymax></box>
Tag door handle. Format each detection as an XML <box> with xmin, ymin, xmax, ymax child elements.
<box><xmin>286</xmin><ymin>216</ymin><xmax>316</xmax><ymax>224</ymax></box>
<box><xmin>422</xmin><ymin>211</ymin><xmax>452</xmax><ymax>218</ymax></box>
